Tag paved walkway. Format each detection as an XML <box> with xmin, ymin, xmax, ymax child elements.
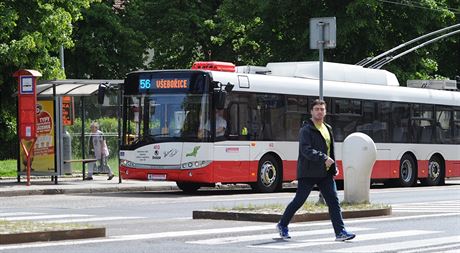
<box><xmin>0</xmin><ymin>175</ymin><xmax>179</xmax><ymax>197</ymax></box>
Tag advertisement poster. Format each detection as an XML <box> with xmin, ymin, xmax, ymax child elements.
<box><xmin>62</xmin><ymin>96</ymin><xmax>74</xmax><ymax>126</ymax></box>
<box><xmin>20</xmin><ymin>100</ymin><xmax>55</xmax><ymax>173</ymax></box>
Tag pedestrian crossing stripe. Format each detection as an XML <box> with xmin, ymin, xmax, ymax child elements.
<box><xmin>249</xmin><ymin>230</ymin><xmax>440</xmax><ymax>249</ymax></box>
<box><xmin>398</xmin><ymin>242</ymin><xmax>460</xmax><ymax>253</ymax></box>
<box><xmin>187</xmin><ymin>227</ymin><xmax>373</xmax><ymax>245</ymax></box>
<box><xmin>327</xmin><ymin>235</ymin><xmax>460</xmax><ymax>253</ymax></box>
<box><xmin>392</xmin><ymin>200</ymin><xmax>460</xmax><ymax>213</ymax></box>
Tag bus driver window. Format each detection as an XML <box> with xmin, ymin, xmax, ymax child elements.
<box><xmin>198</xmin><ymin>109</ymin><xmax>227</xmax><ymax>139</ymax></box>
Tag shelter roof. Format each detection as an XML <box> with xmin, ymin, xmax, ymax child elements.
<box><xmin>36</xmin><ymin>79</ymin><xmax>123</xmax><ymax>97</ymax></box>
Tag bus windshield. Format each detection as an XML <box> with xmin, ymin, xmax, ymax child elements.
<box><xmin>124</xmin><ymin>93</ymin><xmax>210</xmax><ymax>146</ymax></box>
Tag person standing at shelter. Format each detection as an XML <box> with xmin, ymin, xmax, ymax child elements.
<box><xmin>86</xmin><ymin>121</ymin><xmax>114</xmax><ymax>180</ymax></box>
<box><xmin>276</xmin><ymin>99</ymin><xmax>355</xmax><ymax>241</ymax></box>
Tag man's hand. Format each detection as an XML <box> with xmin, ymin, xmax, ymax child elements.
<box><xmin>325</xmin><ymin>156</ymin><xmax>335</xmax><ymax>168</ymax></box>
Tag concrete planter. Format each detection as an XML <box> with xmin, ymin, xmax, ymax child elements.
<box><xmin>193</xmin><ymin>206</ymin><xmax>392</xmax><ymax>223</ymax></box>
<box><xmin>0</xmin><ymin>227</ymin><xmax>105</xmax><ymax>244</ymax></box>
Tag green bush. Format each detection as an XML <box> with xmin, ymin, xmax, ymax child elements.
<box><xmin>0</xmin><ymin>111</ymin><xmax>18</xmax><ymax>159</ymax></box>
<box><xmin>66</xmin><ymin>117</ymin><xmax>119</xmax><ymax>158</ymax></box>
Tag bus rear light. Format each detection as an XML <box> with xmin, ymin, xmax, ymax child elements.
<box><xmin>191</xmin><ymin>61</ymin><xmax>236</xmax><ymax>72</ymax></box>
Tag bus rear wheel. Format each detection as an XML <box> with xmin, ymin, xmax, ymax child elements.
<box><xmin>421</xmin><ymin>156</ymin><xmax>445</xmax><ymax>186</ymax></box>
<box><xmin>176</xmin><ymin>182</ymin><xmax>201</xmax><ymax>193</ymax></box>
<box><xmin>398</xmin><ymin>154</ymin><xmax>417</xmax><ymax>187</ymax></box>
<box><xmin>251</xmin><ymin>155</ymin><xmax>281</xmax><ymax>193</ymax></box>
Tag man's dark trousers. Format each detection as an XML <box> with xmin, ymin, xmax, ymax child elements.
<box><xmin>279</xmin><ymin>176</ymin><xmax>345</xmax><ymax>235</ymax></box>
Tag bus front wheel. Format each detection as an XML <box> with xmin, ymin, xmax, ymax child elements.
<box><xmin>176</xmin><ymin>182</ymin><xmax>201</xmax><ymax>193</ymax></box>
<box><xmin>421</xmin><ymin>155</ymin><xmax>445</xmax><ymax>186</ymax></box>
<box><xmin>251</xmin><ymin>155</ymin><xmax>281</xmax><ymax>193</ymax></box>
<box><xmin>398</xmin><ymin>154</ymin><xmax>417</xmax><ymax>187</ymax></box>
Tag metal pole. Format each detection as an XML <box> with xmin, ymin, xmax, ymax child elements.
<box><xmin>59</xmin><ymin>45</ymin><xmax>65</xmax><ymax>72</ymax></box>
<box><xmin>16</xmin><ymin>98</ymin><xmax>20</xmax><ymax>183</ymax></box>
<box><xmin>53</xmin><ymin>84</ymin><xmax>58</xmax><ymax>184</ymax></box>
<box><xmin>318</xmin><ymin>22</ymin><xmax>325</xmax><ymax>100</ymax></box>
<box><xmin>81</xmin><ymin>97</ymin><xmax>86</xmax><ymax>180</ymax></box>
<box><xmin>118</xmin><ymin>86</ymin><xmax>123</xmax><ymax>183</ymax></box>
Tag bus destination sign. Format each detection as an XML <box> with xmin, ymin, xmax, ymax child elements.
<box><xmin>139</xmin><ymin>77</ymin><xmax>189</xmax><ymax>92</ymax></box>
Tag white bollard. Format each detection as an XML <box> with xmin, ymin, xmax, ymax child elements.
<box><xmin>342</xmin><ymin>132</ymin><xmax>377</xmax><ymax>204</ymax></box>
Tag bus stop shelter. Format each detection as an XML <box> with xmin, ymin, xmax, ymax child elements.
<box><xmin>17</xmin><ymin>79</ymin><xmax>123</xmax><ymax>184</ymax></box>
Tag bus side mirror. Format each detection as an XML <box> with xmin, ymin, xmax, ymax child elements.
<box><xmin>213</xmin><ymin>82</ymin><xmax>233</xmax><ymax>110</ymax></box>
<box><xmin>214</xmin><ymin>91</ymin><xmax>226</xmax><ymax>110</ymax></box>
<box><xmin>97</xmin><ymin>83</ymin><xmax>107</xmax><ymax>104</ymax></box>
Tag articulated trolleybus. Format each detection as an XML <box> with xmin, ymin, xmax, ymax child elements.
<box><xmin>120</xmin><ymin>61</ymin><xmax>460</xmax><ymax>192</ymax></box>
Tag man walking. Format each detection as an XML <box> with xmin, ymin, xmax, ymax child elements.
<box><xmin>277</xmin><ymin>99</ymin><xmax>355</xmax><ymax>241</ymax></box>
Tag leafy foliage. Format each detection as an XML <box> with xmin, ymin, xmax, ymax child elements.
<box><xmin>0</xmin><ymin>0</ymin><xmax>96</xmax><ymax>159</ymax></box>
<box><xmin>0</xmin><ymin>0</ymin><xmax>458</xmax><ymax>160</ymax></box>
<box><xmin>65</xmin><ymin>1</ymin><xmax>148</xmax><ymax>79</ymax></box>
<box><xmin>66</xmin><ymin>117</ymin><xmax>119</xmax><ymax>159</ymax></box>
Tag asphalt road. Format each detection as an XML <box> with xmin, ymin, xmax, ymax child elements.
<box><xmin>1</xmin><ymin>181</ymin><xmax>459</xmax><ymax>253</ymax></box>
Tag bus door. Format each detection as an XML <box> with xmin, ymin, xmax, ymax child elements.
<box><xmin>213</xmin><ymin>100</ymin><xmax>250</xmax><ymax>182</ymax></box>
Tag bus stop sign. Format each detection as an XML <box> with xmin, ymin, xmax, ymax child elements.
<box><xmin>13</xmin><ymin>69</ymin><xmax>42</xmax><ymax>140</ymax></box>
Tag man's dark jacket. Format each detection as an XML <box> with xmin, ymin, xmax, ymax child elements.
<box><xmin>297</xmin><ymin>119</ymin><xmax>337</xmax><ymax>178</ymax></box>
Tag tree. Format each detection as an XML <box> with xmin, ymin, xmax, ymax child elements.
<box><xmin>342</xmin><ymin>0</ymin><xmax>458</xmax><ymax>81</ymax></box>
<box><xmin>0</xmin><ymin>0</ymin><xmax>96</xmax><ymax>159</ymax></box>
<box><xmin>210</xmin><ymin>0</ymin><xmax>459</xmax><ymax>82</ymax></box>
<box><xmin>126</xmin><ymin>0</ymin><xmax>224</xmax><ymax>69</ymax></box>
<box><xmin>65</xmin><ymin>1</ymin><xmax>148</xmax><ymax>79</ymax></box>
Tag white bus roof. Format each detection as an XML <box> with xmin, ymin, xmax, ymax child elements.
<box><xmin>210</xmin><ymin>70</ymin><xmax>460</xmax><ymax>107</ymax></box>
<box><xmin>238</xmin><ymin>61</ymin><xmax>400</xmax><ymax>86</ymax></box>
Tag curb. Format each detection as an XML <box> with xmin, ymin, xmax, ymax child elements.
<box><xmin>0</xmin><ymin>227</ymin><xmax>106</xmax><ymax>244</ymax></box>
<box><xmin>0</xmin><ymin>182</ymin><xmax>299</xmax><ymax>197</ymax></box>
<box><xmin>192</xmin><ymin>207</ymin><xmax>392</xmax><ymax>222</ymax></box>
<box><xmin>0</xmin><ymin>185</ymin><xmax>180</xmax><ymax>197</ymax></box>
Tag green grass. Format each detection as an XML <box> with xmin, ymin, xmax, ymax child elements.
<box><xmin>0</xmin><ymin>158</ymin><xmax>119</xmax><ymax>177</ymax></box>
<box><xmin>214</xmin><ymin>201</ymin><xmax>389</xmax><ymax>213</ymax></box>
<box><xmin>0</xmin><ymin>220</ymin><xmax>93</xmax><ymax>234</ymax></box>
<box><xmin>0</xmin><ymin>160</ymin><xmax>17</xmax><ymax>177</ymax></box>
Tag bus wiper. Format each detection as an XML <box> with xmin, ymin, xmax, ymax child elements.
<box><xmin>131</xmin><ymin>135</ymin><xmax>153</xmax><ymax>144</ymax></box>
<box><xmin>150</xmin><ymin>134</ymin><xmax>171</xmax><ymax>137</ymax></box>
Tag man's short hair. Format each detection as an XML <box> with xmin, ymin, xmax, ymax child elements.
<box><xmin>310</xmin><ymin>99</ymin><xmax>326</xmax><ymax>110</ymax></box>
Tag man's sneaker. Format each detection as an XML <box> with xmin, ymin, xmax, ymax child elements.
<box><xmin>335</xmin><ymin>230</ymin><xmax>356</xmax><ymax>241</ymax></box>
<box><xmin>107</xmin><ymin>175</ymin><xmax>114</xmax><ymax>180</ymax></box>
<box><xmin>276</xmin><ymin>223</ymin><xmax>291</xmax><ymax>239</ymax></box>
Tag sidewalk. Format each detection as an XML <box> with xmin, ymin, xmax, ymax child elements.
<box><xmin>0</xmin><ymin>176</ymin><xmax>179</xmax><ymax>197</ymax></box>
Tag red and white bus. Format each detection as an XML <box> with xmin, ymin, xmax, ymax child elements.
<box><xmin>119</xmin><ymin>61</ymin><xmax>460</xmax><ymax>192</ymax></box>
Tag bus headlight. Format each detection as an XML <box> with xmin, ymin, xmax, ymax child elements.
<box><xmin>181</xmin><ymin>160</ymin><xmax>211</xmax><ymax>169</ymax></box>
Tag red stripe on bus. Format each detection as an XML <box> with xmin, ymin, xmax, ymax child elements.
<box><xmin>121</xmin><ymin>159</ymin><xmax>460</xmax><ymax>183</ymax></box>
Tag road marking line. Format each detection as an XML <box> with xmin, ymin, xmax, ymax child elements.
<box><xmin>0</xmin><ymin>212</ymin><xmax>458</xmax><ymax>250</ymax></box>
<box><xmin>251</xmin><ymin>230</ymin><xmax>439</xmax><ymax>249</ymax></box>
<box><xmin>2</xmin><ymin>214</ymin><xmax>92</xmax><ymax>221</ymax></box>
<box><xmin>43</xmin><ymin>216</ymin><xmax>145</xmax><ymax>223</ymax></box>
<box><xmin>187</xmin><ymin>227</ymin><xmax>373</xmax><ymax>245</ymax></box>
<box><xmin>393</xmin><ymin>209</ymin><xmax>460</xmax><ymax>213</ymax></box>
<box><xmin>327</xmin><ymin>235</ymin><xmax>460</xmax><ymax>253</ymax></box>
<box><xmin>0</xmin><ymin>212</ymin><xmax>43</xmax><ymax>217</ymax></box>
